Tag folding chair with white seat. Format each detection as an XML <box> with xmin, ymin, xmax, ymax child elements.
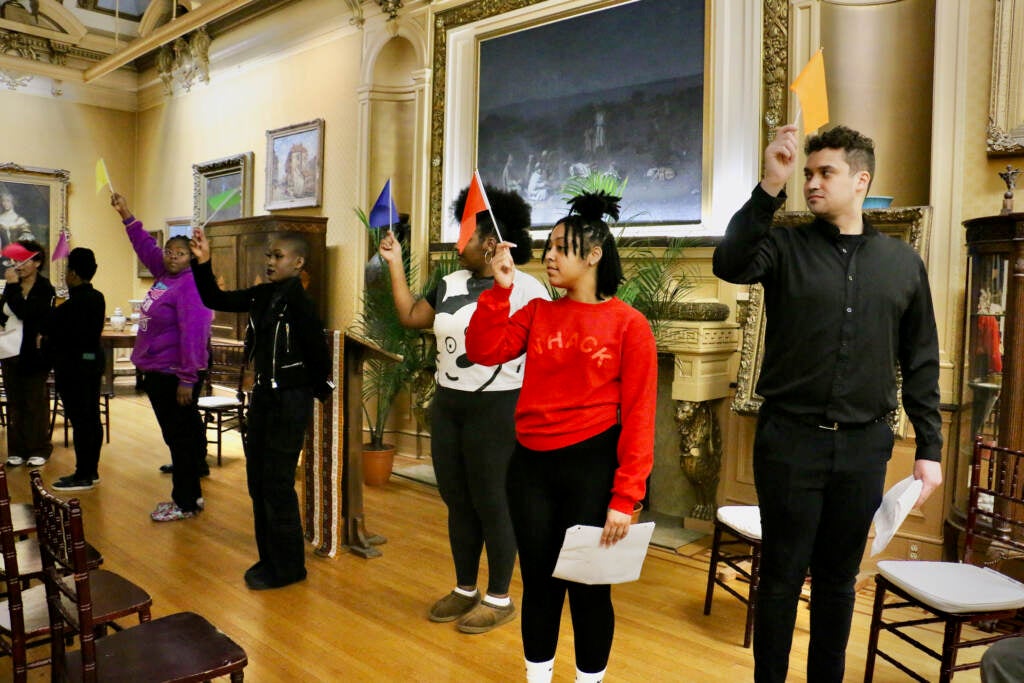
<box><xmin>198</xmin><ymin>342</ymin><xmax>250</xmax><ymax>466</ymax></box>
<box><xmin>864</xmin><ymin>438</ymin><xmax>1024</xmax><ymax>683</ymax></box>
<box><xmin>703</xmin><ymin>505</ymin><xmax>762</xmax><ymax>648</ymax></box>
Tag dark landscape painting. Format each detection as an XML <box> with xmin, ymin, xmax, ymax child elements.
<box><xmin>478</xmin><ymin>0</ymin><xmax>704</xmax><ymax>227</ymax></box>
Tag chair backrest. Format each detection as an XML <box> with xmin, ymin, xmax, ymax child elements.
<box><xmin>206</xmin><ymin>341</ymin><xmax>251</xmax><ymax>401</ymax></box>
<box><xmin>29</xmin><ymin>470</ymin><xmax>97</xmax><ymax>682</ymax></box>
<box><xmin>965</xmin><ymin>438</ymin><xmax>1024</xmax><ymax>566</ymax></box>
<box><xmin>0</xmin><ymin>463</ymin><xmax>30</xmax><ymax>678</ymax></box>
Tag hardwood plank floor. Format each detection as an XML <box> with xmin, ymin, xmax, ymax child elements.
<box><xmin>2</xmin><ymin>391</ymin><xmax>981</xmax><ymax>681</ymax></box>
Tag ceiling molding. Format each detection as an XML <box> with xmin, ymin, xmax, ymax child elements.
<box><xmin>0</xmin><ymin>0</ymin><xmax>88</xmax><ymax>44</ymax></box>
<box><xmin>84</xmin><ymin>0</ymin><xmax>257</xmax><ymax>83</ymax></box>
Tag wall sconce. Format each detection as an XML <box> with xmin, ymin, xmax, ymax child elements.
<box><xmin>155</xmin><ymin>26</ymin><xmax>211</xmax><ymax>95</ymax></box>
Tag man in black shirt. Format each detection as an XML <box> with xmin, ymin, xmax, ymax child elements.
<box><xmin>48</xmin><ymin>248</ymin><xmax>106</xmax><ymax>491</ymax></box>
<box><xmin>713</xmin><ymin>124</ymin><xmax>943</xmax><ymax>682</ymax></box>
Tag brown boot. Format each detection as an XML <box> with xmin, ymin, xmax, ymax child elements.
<box><xmin>428</xmin><ymin>591</ymin><xmax>480</xmax><ymax>622</ymax></box>
<box><xmin>456</xmin><ymin>600</ymin><xmax>517</xmax><ymax>634</ymax></box>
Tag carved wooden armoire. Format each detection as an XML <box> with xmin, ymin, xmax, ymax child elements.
<box><xmin>203</xmin><ymin>215</ymin><xmax>328</xmax><ymax>341</ymax></box>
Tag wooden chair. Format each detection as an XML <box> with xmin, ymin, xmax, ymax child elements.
<box><xmin>864</xmin><ymin>438</ymin><xmax>1024</xmax><ymax>682</ymax></box>
<box><xmin>0</xmin><ymin>468</ymin><xmax>151</xmax><ymax>682</ymax></box>
<box><xmin>703</xmin><ymin>505</ymin><xmax>762</xmax><ymax>648</ymax></box>
<box><xmin>32</xmin><ymin>471</ymin><xmax>248</xmax><ymax>682</ymax></box>
<box><xmin>198</xmin><ymin>341</ymin><xmax>250</xmax><ymax>466</ymax></box>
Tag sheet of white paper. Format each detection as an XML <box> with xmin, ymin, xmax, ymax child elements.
<box><xmin>552</xmin><ymin>522</ymin><xmax>656</xmax><ymax>585</ymax></box>
<box><xmin>870</xmin><ymin>475</ymin><xmax>924</xmax><ymax>557</ymax></box>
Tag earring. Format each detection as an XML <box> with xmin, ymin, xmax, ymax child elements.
<box><xmin>484</xmin><ymin>248</ymin><xmax>494</xmax><ymax>264</ymax></box>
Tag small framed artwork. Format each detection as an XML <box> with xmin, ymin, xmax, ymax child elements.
<box><xmin>192</xmin><ymin>152</ymin><xmax>254</xmax><ymax>226</ymax></box>
<box><xmin>265</xmin><ymin>119</ymin><xmax>324</xmax><ymax>210</ymax></box>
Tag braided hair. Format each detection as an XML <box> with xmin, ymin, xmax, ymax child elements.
<box><xmin>549</xmin><ymin>191</ymin><xmax>623</xmax><ymax>297</ymax></box>
<box><xmin>451</xmin><ymin>185</ymin><xmax>534</xmax><ymax>265</ymax></box>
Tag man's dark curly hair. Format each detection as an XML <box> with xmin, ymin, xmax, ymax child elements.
<box><xmin>805</xmin><ymin>125</ymin><xmax>875</xmax><ymax>180</ymax></box>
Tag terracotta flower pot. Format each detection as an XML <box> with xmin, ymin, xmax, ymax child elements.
<box><xmin>631</xmin><ymin>502</ymin><xmax>644</xmax><ymax>524</ymax></box>
<box><xmin>362</xmin><ymin>445</ymin><xmax>395</xmax><ymax>486</ymax></box>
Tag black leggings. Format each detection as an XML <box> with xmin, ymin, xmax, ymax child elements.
<box><xmin>431</xmin><ymin>386</ymin><xmax>519</xmax><ymax>595</ymax></box>
<box><xmin>507</xmin><ymin>426</ymin><xmax>620</xmax><ymax>673</ymax></box>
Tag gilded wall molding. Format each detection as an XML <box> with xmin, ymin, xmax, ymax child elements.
<box><xmin>761</xmin><ymin>0</ymin><xmax>788</xmax><ymax>147</ymax></box>
<box><xmin>429</xmin><ymin>0</ymin><xmax>547</xmax><ymax>241</ymax></box>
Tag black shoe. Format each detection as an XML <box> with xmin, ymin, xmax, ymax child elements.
<box><xmin>245</xmin><ymin>568</ymin><xmax>307</xmax><ymax>591</ymax></box>
<box><xmin>52</xmin><ymin>475</ymin><xmax>95</xmax><ymax>491</ymax></box>
<box><xmin>199</xmin><ymin>466</ymin><xmax>211</xmax><ymax>478</ymax></box>
<box><xmin>244</xmin><ymin>562</ymin><xmax>266</xmax><ymax>583</ymax></box>
<box><xmin>159</xmin><ymin>463</ymin><xmax>173</xmax><ymax>474</ymax></box>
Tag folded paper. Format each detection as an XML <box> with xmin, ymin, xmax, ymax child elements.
<box><xmin>552</xmin><ymin>522</ymin><xmax>655</xmax><ymax>585</ymax></box>
<box><xmin>871</xmin><ymin>475</ymin><xmax>923</xmax><ymax>557</ymax></box>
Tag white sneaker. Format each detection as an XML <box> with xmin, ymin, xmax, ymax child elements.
<box><xmin>5</xmin><ymin>456</ymin><xmax>24</xmax><ymax>467</ymax></box>
<box><xmin>26</xmin><ymin>456</ymin><xmax>47</xmax><ymax>466</ymax></box>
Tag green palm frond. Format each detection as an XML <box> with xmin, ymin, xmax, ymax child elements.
<box><xmin>559</xmin><ymin>171</ymin><xmax>628</xmax><ymax>202</ymax></box>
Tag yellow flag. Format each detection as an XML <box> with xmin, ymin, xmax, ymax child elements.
<box><xmin>790</xmin><ymin>49</ymin><xmax>829</xmax><ymax>134</ymax></box>
<box><xmin>95</xmin><ymin>158</ymin><xmax>112</xmax><ymax>194</ymax></box>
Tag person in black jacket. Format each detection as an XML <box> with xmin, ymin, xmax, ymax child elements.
<box><xmin>46</xmin><ymin>248</ymin><xmax>106</xmax><ymax>491</ymax></box>
<box><xmin>1</xmin><ymin>239</ymin><xmax>55</xmax><ymax>468</ymax></box>
<box><xmin>189</xmin><ymin>230</ymin><xmax>332</xmax><ymax>590</ymax></box>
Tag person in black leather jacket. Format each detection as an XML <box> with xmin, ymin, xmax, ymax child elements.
<box><xmin>190</xmin><ymin>230</ymin><xmax>332</xmax><ymax>590</ymax></box>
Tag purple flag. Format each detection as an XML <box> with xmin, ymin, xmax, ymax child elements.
<box><xmin>368</xmin><ymin>179</ymin><xmax>399</xmax><ymax>229</ymax></box>
<box><xmin>51</xmin><ymin>230</ymin><xmax>70</xmax><ymax>261</ymax></box>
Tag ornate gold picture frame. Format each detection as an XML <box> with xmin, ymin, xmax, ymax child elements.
<box><xmin>192</xmin><ymin>152</ymin><xmax>254</xmax><ymax>226</ymax></box>
<box><xmin>0</xmin><ymin>162</ymin><xmax>69</xmax><ymax>282</ymax></box>
<box><xmin>732</xmin><ymin>206</ymin><xmax>933</xmax><ymax>418</ymax></box>
<box><xmin>988</xmin><ymin>0</ymin><xmax>1024</xmax><ymax>155</ymax></box>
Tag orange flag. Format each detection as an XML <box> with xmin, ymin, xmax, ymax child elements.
<box><xmin>458</xmin><ymin>171</ymin><xmax>490</xmax><ymax>253</ymax></box>
<box><xmin>790</xmin><ymin>49</ymin><xmax>829</xmax><ymax>134</ymax></box>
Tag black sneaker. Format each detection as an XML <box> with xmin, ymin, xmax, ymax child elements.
<box><xmin>52</xmin><ymin>475</ymin><xmax>95</xmax><ymax>491</ymax></box>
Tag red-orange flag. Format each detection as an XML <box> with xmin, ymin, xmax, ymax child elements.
<box><xmin>790</xmin><ymin>48</ymin><xmax>829</xmax><ymax>134</ymax></box>
<box><xmin>458</xmin><ymin>171</ymin><xmax>490</xmax><ymax>253</ymax></box>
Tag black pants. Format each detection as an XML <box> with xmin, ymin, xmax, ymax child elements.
<box><xmin>245</xmin><ymin>385</ymin><xmax>312</xmax><ymax>582</ymax></box>
<box><xmin>507</xmin><ymin>426</ymin><xmax>620</xmax><ymax>674</ymax></box>
<box><xmin>55</xmin><ymin>367</ymin><xmax>102</xmax><ymax>480</ymax></box>
<box><xmin>1</xmin><ymin>357</ymin><xmax>52</xmax><ymax>462</ymax></box>
<box><xmin>431</xmin><ymin>386</ymin><xmax>519</xmax><ymax>595</ymax></box>
<box><xmin>142</xmin><ymin>372</ymin><xmax>205</xmax><ymax>511</ymax></box>
<box><xmin>752</xmin><ymin>409</ymin><xmax>892</xmax><ymax>683</ymax></box>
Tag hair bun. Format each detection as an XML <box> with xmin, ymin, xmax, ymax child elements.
<box><xmin>567</xmin><ymin>190</ymin><xmax>621</xmax><ymax>223</ymax></box>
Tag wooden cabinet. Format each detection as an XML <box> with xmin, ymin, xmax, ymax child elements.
<box><xmin>204</xmin><ymin>215</ymin><xmax>328</xmax><ymax>340</ymax></box>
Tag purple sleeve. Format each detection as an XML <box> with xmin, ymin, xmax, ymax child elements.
<box><xmin>174</xmin><ymin>277</ymin><xmax>212</xmax><ymax>386</ymax></box>
<box><xmin>125</xmin><ymin>218</ymin><xmax>166</xmax><ymax>278</ymax></box>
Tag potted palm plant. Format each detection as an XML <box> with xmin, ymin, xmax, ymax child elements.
<box><xmin>350</xmin><ymin>209</ymin><xmax>454</xmax><ymax>484</ymax></box>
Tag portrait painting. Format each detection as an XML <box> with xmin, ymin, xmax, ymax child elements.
<box><xmin>476</xmin><ymin>0</ymin><xmax>704</xmax><ymax>227</ymax></box>
<box><xmin>265</xmin><ymin>119</ymin><xmax>325</xmax><ymax>210</ymax></box>
<box><xmin>0</xmin><ymin>163</ymin><xmax>69</xmax><ymax>278</ymax></box>
<box><xmin>193</xmin><ymin>152</ymin><xmax>254</xmax><ymax>226</ymax></box>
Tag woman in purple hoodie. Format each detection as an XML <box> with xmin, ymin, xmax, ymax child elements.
<box><xmin>112</xmin><ymin>193</ymin><xmax>212</xmax><ymax>522</ymax></box>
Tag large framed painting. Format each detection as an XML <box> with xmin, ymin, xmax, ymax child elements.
<box><xmin>265</xmin><ymin>119</ymin><xmax>325</xmax><ymax>210</ymax></box>
<box><xmin>193</xmin><ymin>152</ymin><xmax>254</xmax><ymax>226</ymax></box>
<box><xmin>733</xmin><ymin>207</ymin><xmax>933</xmax><ymax>435</ymax></box>
<box><xmin>476</xmin><ymin>0</ymin><xmax>704</xmax><ymax>227</ymax></box>
<box><xmin>430</xmin><ymin>0</ymin><xmax>715</xmax><ymax>242</ymax></box>
<box><xmin>0</xmin><ymin>163</ymin><xmax>69</xmax><ymax>279</ymax></box>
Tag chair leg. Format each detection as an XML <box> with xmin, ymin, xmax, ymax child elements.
<box><xmin>704</xmin><ymin>523</ymin><xmax>722</xmax><ymax>616</ymax></box>
<box><xmin>863</xmin><ymin>576</ymin><xmax>887</xmax><ymax>683</ymax></box>
<box><xmin>744</xmin><ymin>540</ymin><xmax>761</xmax><ymax>649</ymax></box>
<box><xmin>216</xmin><ymin>413</ymin><xmax>223</xmax><ymax>467</ymax></box>
<box><xmin>103</xmin><ymin>394</ymin><xmax>110</xmax><ymax>444</ymax></box>
<box><xmin>938</xmin><ymin>619</ymin><xmax>962</xmax><ymax>683</ymax></box>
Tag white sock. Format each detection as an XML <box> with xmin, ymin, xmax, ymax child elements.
<box><xmin>483</xmin><ymin>594</ymin><xmax>511</xmax><ymax>607</ymax></box>
<box><xmin>453</xmin><ymin>587</ymin><xmax>478</xmax><ymax>598</ymax></box>
<box><xmin>575</xmin><ymin>667</ymin><xmax>606</xmax><ymax>683</ymax></box>
<box><xmin>525</xmin><ymin>658</ymin><xmax>554</xmax><ymax>683</ymax></box>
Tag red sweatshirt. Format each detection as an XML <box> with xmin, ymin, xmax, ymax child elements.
<box><xmin>466</xmin><ymin>284</ymin><xmax>657</xmax><ymax>514</ymax></box>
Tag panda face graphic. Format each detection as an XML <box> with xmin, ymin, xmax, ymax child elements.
<box><xmin>442</xmin><ymin>334</ymin><xmax>475</xmax><ymax>382</ymax></box>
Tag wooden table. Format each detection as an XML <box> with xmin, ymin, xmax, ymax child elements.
<box><xmin>100</xmin><ymin>329</ymin><xmax>137</xmax><ymax>393</ymax></box>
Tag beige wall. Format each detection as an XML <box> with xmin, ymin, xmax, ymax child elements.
<box><xmin>0</xmin><ymin>93</ymin><xmax>137</xmax><ymax>312</ymax></box>
<box><xmin>134</xmin><ymin>25</ymin><xmax>367</xmax><ymax>330</ymax></box>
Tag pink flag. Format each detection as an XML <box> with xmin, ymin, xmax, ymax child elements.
<box><xmin>51</xmin><ymin>231</ymin><xmax>70</xmax><ymax>261</ymax></box>
<box><xmin>1</xmin><ymin>243</ymin><xmax>38</xmax><ymax>263</ymax></box>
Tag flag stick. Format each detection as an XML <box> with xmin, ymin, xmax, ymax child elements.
<box><xmin>201</xmin><ymin>187</ymin><xmax>241</xmax><ymax>228</ymax></box>
<box><xmin>475</xmin><ymin>170</ymin><xmax>504</xmax><ymax>243</ymax></box>
<box><xmin>793</xmin><ymin>99</ymin><xmax>803</xmax><ymax>133</ymax></box>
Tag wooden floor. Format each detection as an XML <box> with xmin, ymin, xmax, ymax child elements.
<box><xmin>2</xmin><ymin>389</ymin><xmax>982</xmax><ymax>682</ymax></box>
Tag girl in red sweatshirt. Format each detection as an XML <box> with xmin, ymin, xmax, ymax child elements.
<box><xmin>466</xmin><ymin>191</ymin><xmax>656</xmax><ymax>683</ymax></box>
